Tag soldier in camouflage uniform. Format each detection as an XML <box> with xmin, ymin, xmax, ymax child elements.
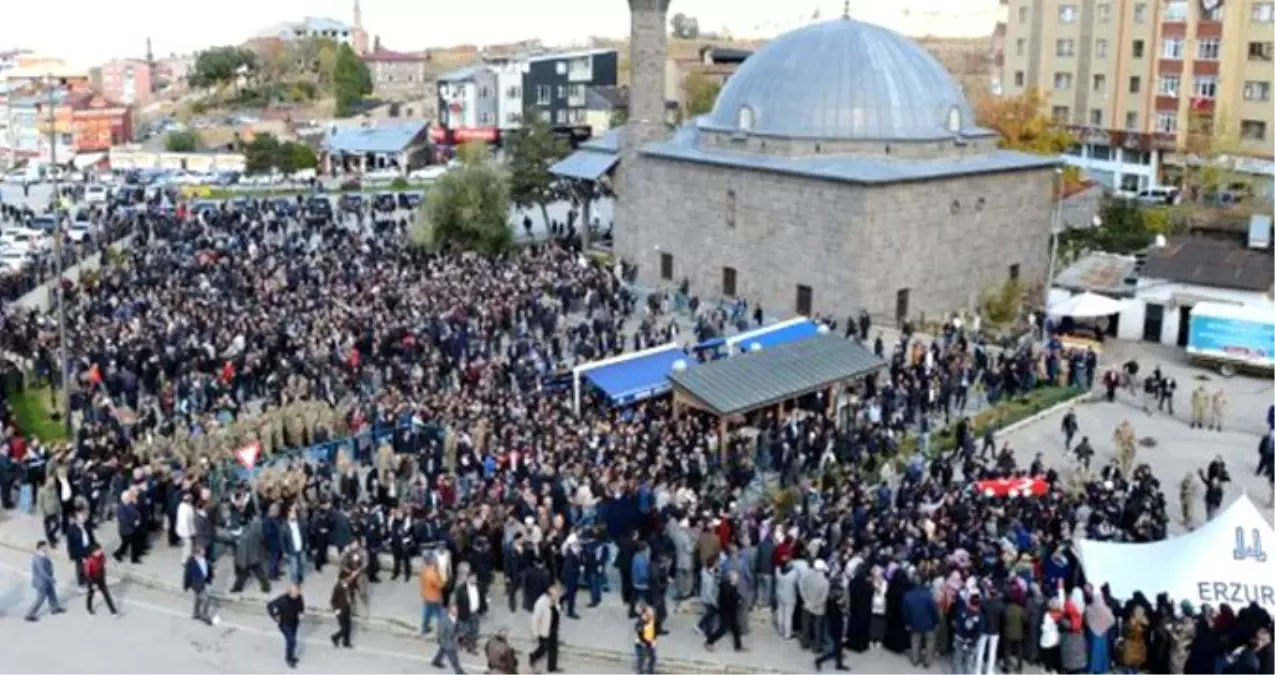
<box><xmin>1179</xmin><ymin>472</ymin><xmax>1198</xmax><ymax>531</ymax></box>
<box><xmin>1208</xmin><ymin>389</ymin><xmax>1226</xmax><ymax>432</ymax></box>
<box><xmin>1190</xmin><ymin>386</ymin><xmax>1207</xmax><ymax>429</ymax></box>
<box><xmin>1112</xmin><ymin>419</ymin><xmax>1137</xmax><ymax>476</ymax></box>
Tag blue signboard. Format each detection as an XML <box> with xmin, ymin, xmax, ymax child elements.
<box><xmin>1188</xmin><ymin>314</ymin><xmax>1275</xmax><ymax>367</ymax></box>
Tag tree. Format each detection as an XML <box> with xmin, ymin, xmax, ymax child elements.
<box><xmin>670</xmin><ymin>13</ymin><xmax>701</xmax><ymax>39</ymax></box>
<box><xmin>683</xmin><ymin>71</ymin><xmax>721</xmax><ymax>117</ymax></box>
<box><xmin>974</xmin><ymin>88</ymin><xmax>1076</xmax><ymax>155</ymax></box>
<box><xmin>1177</xmin><ymin>106</ymin><xmax>1238</xmax><ymax>203</ymax></box>
<box><xmin>243</xmin><ymin>133</ymin><xmax>283</xmax><ymax>174</ymax></box>
<box><xmin>288</xmin><ymin>142</ymin><xmax>318</xmax><ymax>171</ymax></box>
<box><xmin>506</xmin><ymin>109</ymin><xmax>569</xmax><ymax>236</ymax></box>
<box><xmin>1059</xmin><ymin>198</ymin><xmax>1161</xmax><ymax>256</ymax></box>
<box><xmin>610</xmin><ymin>107</ymin><xmax>629</xmax><ymax>128</ymax></box>
<box><xmin>412</xmin><ymin>141</ymin><xmax>512</xmax><ymax>254</ymax></box>
<box><xmin>190</xmin><ymin>45</ymin><xmax>256</xmax><ymax>89</ymax></box>
<box><xmin>332</xmin><ymin>43</ymin><xmax>373</xmax><ymax>118</ymax></box>
<box><xmin>164</xmin><ymin>130</ymin><xmax>201</xmax><ymax>153</ymax></box>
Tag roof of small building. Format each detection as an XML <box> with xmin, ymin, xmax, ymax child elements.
<box><xmin>326</xmin><ymin>121</ymin><xmax>429</xmax><ymax>154</ymax></box>
<box><xmin>1141</xmin><ymin>236</ymin><xmax>1275</xmax><ymax>293</ymax></box>
<box><xmin>1054</xmin><ymin>252</ymin><xmax>1139</xmax><ymax>297</ymax></box>
<box><xmin>669</xmin><ymin>333</ymin><xmax>886</xmax><ymax>416</ymax></box>
<box><xmin>702</xmin><ymin>18</ymin><xmax>984</xmax><ymax>141</ymax></box>
<box><xmin>437</xmin><ymin>66</ymin><xmax>482</xmax><ymax>82</ymax></box>
<box><xmin>363</xmin><ymin>48</ymin><xmax>424</xmax><ymax>63</ymax></box>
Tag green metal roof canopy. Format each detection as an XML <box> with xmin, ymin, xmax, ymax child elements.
<box><xmin>668</xmin><ymin>333</ymin><xmax>886</xmax><ymax>416</ymax></box>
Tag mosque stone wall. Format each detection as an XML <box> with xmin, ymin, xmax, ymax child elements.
<box><xmin>621</xmin><ymin>155</ymin><xmax>1055</xmax><ymax>324</ymax></box>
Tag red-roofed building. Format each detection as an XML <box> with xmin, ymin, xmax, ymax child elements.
<box><xmin>65</xmin><ymin>92</ymin><xmax>133</xmax><ymax>153</ymax></box>
<box><xmin>362</xmin><ymin>44</ymin><xmax>429</xmax><ymax>100</ymax></box>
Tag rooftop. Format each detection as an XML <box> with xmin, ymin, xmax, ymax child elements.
<box><xmin>1054</xmin><ymin>252</ymin><xmax>1139</xmax><ymax>297</ymax></box>
<box><xmin>363</xmin><ymin>48</ymin><xmax>425</xmax><ymax>63</ymax></box>
<box><xmin>669</xmin><ymin>333</ymin><xmax>886</xmax><ymax>416</ymax></box>
<box><xmin>1142</xmin><ymin>236</ymin><xmax>1275</xmax><ymax>293</ymax></box>
<box><xmin>326</xmin><ymin>121</ymin><xmax>429</xmax><ymax>155</ymax></box>
<box><xmin>523</xmin><ymin>48</ymin><xmax>615</xmax><ymax>63</ymax></box>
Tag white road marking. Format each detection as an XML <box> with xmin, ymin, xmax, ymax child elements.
<box><xmin>0</xmin><ymin>559</ymin><xmax>485</xmax><ymax>671</ymax></box>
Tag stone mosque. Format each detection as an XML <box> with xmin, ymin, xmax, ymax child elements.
<box><xmin>554</xmin><ymin>1</ymin><xmax>1059</xmax><ymax>324</ymax></box>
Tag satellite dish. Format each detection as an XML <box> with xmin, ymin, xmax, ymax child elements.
<box><xmin>749</xmin><ymin>342</ymin><xmax>763</xmax><ymax>352</ymax></box>
<box><xmin>672</xmin><ymin>359</ymin><xmax>688</xmax><ymax>372</ymax></box>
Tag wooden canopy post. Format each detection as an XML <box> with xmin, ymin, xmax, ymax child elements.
<box><xmin>719</xmin><ymin>415</ymin><xmax>729</xmax><ymax>463</ymax></box>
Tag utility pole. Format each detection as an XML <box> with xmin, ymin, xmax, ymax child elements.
<box><xmin>44</xmin><ymin>74</ymin><xmax>71</xmax><ymax>432</ymax></box>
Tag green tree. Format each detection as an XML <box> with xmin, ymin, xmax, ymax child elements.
<box><xmin>506</xmin><ymin>109</ymin><xmax>569</xmax><ymax>235</ymax></box>
<box><xmin>332</xmin><ymin>43</ymin><xmax>373</xmax><ymax>117</ymax></box>
<box><xmin>163</xmin><ymin>130</ymin><xmax>201</xmax><ymax>152</ymax></box>
<box><xmin>683</xmin><ymin>71</ymin><xmax>721</xmax><ymax>117</ymax></box>
<box><xmin>670</xmin><ymin>12</ymin><xmax>701</xmax><ymax>38</ymax></box>
<box><xmin>1059</xmin><ymin>198</ymin><xmax>1160</xmax><ymax>256</ymax></box>
<box><xmin>412</xmin><ymin>141</ymin><xmax>512</xmax><ymax>254</ymax></box>
<box><xmin>190</xmin><ymin>45</ymin><xmax>256</xmax><ymax>89</ymax></box>
<box><xmin>609</xmin><ymin>107</ymin><xmax>629</xmax><ymax>128</ymax></box>
<box><xmin>243</xmin><ymin>133</ymin><xmax>283</xmax><ymax>174</ymax></box>
<box><xmin>287</xmin><ymin>142</ymin><xmax>318</xmax><ymax>171</ymax></box>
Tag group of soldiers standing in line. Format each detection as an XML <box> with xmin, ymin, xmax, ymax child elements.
<box><xmin>1188</xmin><ymin>385</ymin><xmax>1228</xmax><ymax>431</ymax></box>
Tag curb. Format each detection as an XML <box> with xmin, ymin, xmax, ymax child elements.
<box><xmin>999</xmin><ymin>388</ymin><xmax>1095</xmax><ymax>436</ymax></box>
<box><xmin>0</xmin><ymin>535</ymin><xmax>776</xmax><ymax>674</ymax></box>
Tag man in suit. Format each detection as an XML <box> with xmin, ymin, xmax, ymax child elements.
<box><xmin>330</xmin><ymin>579</ymin><xmax>354</xmax><ymax>649</ymax></box>
<box><xmin>268</xmin><ymin>585</ymin><xmax>306</xmax><ymax>669</ymax></box>
<box><xmin>113</xmin><ymin>489</ymin><xmax>144</xmax><ymax>564</ymax></box>
<box><xmin>431</xmin><ymin>603</ymin><xmax>466</xmax><ymax>674</ymax></box>
<box><xmin>281</xmin><ymin>506</ymin><xmax>307</xmax><ymax>585</ymax></box>
<box><xmin>66</xmin><ymin>511</ymin><xmax>96</xmax><ymax>587</ymax></box>
<box><xmin>231</xmin><ymin>517</ymin><xmax>271</xmax><ymax>594</ymax></box>
<box><xmin>528</xmin><ymin>584</ymin><xmax>562</xmax><ymax>673</ymax></box>
<box><xmin>184</xmin><ymin>546</ymin><xmax>215</xmax><ymax>625</ymax></box>
<box><xmin>25</xmin><ymin>540</ymin><xmax>65</xmax><ymax>621</ymax></box>
<box><xmin>455</xmin><ymin>569</ymin><xmax>488</xmax><ymax>652</ymax></box>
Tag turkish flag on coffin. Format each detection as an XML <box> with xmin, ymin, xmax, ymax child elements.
<box><xmin>976</xmin><ymin>477</ymin><xmax>1049</xmax><ymax>498</ymax></box>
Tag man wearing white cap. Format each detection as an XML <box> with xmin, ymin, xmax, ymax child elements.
<box><xmin>800</xmin><ymin>559</ymin><xmax>830</xmax><ymax>652</ymax></box>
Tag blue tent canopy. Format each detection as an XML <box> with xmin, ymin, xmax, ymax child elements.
<box><xmin>694</xmin><ymin>319</ymin><xmax>821</xmax><ymax>357</ymax></box>
<box><xmin>584</xmin><ymin>348</ymin><xmax>690</xmax><ymax>405</ymax></box>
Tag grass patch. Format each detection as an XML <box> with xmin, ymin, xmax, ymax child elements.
<box><xmin>8</xmin><ymin>385</ymin><xmax>71</xmax><ymax>442</ymax></box>
<box><xmin>898</xmin><ymin>385</ymin><xmax>1086</xmax><ymax>461</ymax></box>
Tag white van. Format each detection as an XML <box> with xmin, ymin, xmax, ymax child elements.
<box><xmin>1135</xmin><ymin>186</ymin><xmax>1180</xmax><ymax>205</ymax></box>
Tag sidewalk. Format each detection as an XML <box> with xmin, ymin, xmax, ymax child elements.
<box><xmin>0</xmin><ymin>512</ymin><xmax>927</xmax><ymax>674</ymax></box>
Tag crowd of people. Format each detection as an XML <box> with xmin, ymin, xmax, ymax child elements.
<box><xmin>0</xmin><ymin>192</ymin><xmax>1271</xmax><ymax>675</ymax></box>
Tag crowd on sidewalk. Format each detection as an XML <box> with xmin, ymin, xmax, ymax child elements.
<box><xmin>0</xmin><ymin>196</ymin><xmax>1271</xmax><ymax>675</ymax></box>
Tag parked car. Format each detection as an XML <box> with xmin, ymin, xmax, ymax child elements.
<box><xmin>363</xmin><ymin>168</ymin><xmax>401</xmax><ymax>183</ymax></box>
<box><xmin>0</xmin><ymin>248</ymin><xmax>34</xmax><ymax>272</ymax></box>
<box><xmin>1135</xmin><ymin>186</ymin><xmax>1180</xmax><ymax>206</ymax></box>
<box><xmin>398</xmin><ymin>192</ymin><xmax>423</xmax><ymax>209</ymax></box>
<box><xmin>408</xmin><ymin>165</ymin><xmax>448</xmax><ymax>182</ymax></box>
<box><xmin>85</xmin><ymin>184</ymin><xmax>109</xmax><ymax>204</ymax></box>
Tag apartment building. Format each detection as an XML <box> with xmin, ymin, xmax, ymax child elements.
<box><xmin>99</xmin><ymin>59</ymin><xmax>154</xmax><ymax>106</ymax></box>
<box><xmin>1003</xmin><ymin>0</ymin><xmax>1275</xmax><ymax>195</ymax></box>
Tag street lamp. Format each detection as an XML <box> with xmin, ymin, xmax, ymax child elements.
<box><xmin>1044</xmin><ymin>167</ymin><xmax>1065</xmax><ymax>300</ymax></box>
<box><xmin>40</xmin><ymin>73</ymin><xmax>71</xmax><ymax>432</ymax></box>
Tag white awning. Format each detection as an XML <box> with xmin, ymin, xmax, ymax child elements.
<box><xmin>72</xmin><ymin>152</ymin><xmax>106</xmax><ymax>169</ymax></box>
<box><xmin>1047</xmin><ymin>291</ymin><xmax>1126</xmax><ymax>318</ymax></box>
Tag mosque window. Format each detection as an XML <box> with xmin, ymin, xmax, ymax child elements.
<box><xmin>737</xmin><ymin>105</ymin><xmax>754</xmax><ymax>131</ymax></box>
<box><xmin>950</xmin><ymin>200</ymin><xmax>961</xmax><ymax>214</ymax></box>
<box><xmin>725</xmin><ymin>189</ymin><xmax>737</xmax><ymax>228</ymax></box>
<box><xmin>976</xmin><ymin>197</ymin><xmax>987</xmax><ymax>211</ymax></box>
<box><xmin>946</xmin><ymin>106</ymin><xmax>962</xmax><ymax>133</ymax></box>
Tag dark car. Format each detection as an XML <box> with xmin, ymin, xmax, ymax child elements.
<box><xmin>272</xmin><ymin>198</ymin><xmax>298</xmax><ymax>216</ymax></box>
<box><xmin>339</xmin><ymin>194</ymin><xmax>363</xmax><ymax>210</ymax></box>
<box><xmin>373</xmin><ymin>192</ymin><xmax>397</xmax><ymax>212</ymax></box>
<box><xmin>398</xmin><ymin>192</ymin><xmax>422</xmax><ymax>209</ymax></box>
<box><xmin>305</xmin><ymin>197</ymin><xmax>333</xmax><ymax>219</ymax></box>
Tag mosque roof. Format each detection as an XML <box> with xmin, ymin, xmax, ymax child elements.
<box><xmin>701</xmin><ymin>18</ymin><xmax>986</xmax><ymax>142</ymax></box>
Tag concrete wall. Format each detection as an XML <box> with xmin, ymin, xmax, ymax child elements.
<box><xmin>15</xmin><ymin>235</ymin><xmax>134</xmax><ymax>313</ymax></box>
<box><xmin>618</xmin><ymin>156</ymin><xmax>1055</xmax><ymax>323</ymax></box>
<box><xmin>1117</xmin><ymin>279</ymin><xmax>1274</xmax><ymax>346</ymax></box>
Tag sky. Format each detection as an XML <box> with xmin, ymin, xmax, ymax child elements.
<box><xmin>0</xmin><ymin>0</ymin><xmax>1003</xmax><ymax>69</ymax></box>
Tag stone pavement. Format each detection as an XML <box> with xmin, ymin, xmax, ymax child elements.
<box><xmin>0</xmin><ymin>512</ymin><xmax>937</xmax><ymax>674</ymax></box>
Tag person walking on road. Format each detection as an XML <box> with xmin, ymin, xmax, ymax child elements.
<box><xmin>431</xmin><ymin>603</ymin><xmax>467</xmax><ymax>674</ymax></box>
<box><xmin>268</xmin><ymin>585</ymin><xmax>305</xmax><ymax>669</ymax></box>
<box><xmin>184</xmin><ymin>545</ymin><xmax>215</xmax><ymax>625</ymax></box>
<box><xmin>528</xmin><ymin>584</ymin><xmax>562</xmax><ymax>673</ymax></box>
<box><xmin>113</xmin><ymin>489</ymin><xmax>144</xmax><ymax>564</ymax></box>
<box><xmin>84</xmin><ymin>543</ymin><xmax>119</xmax><ymax>616</ymax></box>
<box><xmin>25</xmin><ymin>540</ymin><xmax>65</xmax><ymax>622</ymax></box>
<box><xmin>330</xmin><ymin>579</ymin><xmax>354</xmax><ymax>649</ymax></box>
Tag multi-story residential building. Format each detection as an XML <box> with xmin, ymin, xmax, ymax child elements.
<box><xmin>488</xmin><ymin>59</ymin><xmax>526</xmax><ymax>130</ymax></box>
<box><xmin>1004</xmin><ymin>0</ymin><xmax>1275</xmax><ymax>196</ymax></box>
<box><xmin>99</xmin><ymin>59</ymin><xmax>154</xmax><ymax>106</ymax></box>
<box><xmin>362</xmin><ymin>47</ymin><xmax>428</xmax><ymax>99</ymax></box>
<box><xmin>435</xmin><ymin>66</ymin><xmax>499</xmax><ymax>144</ymax></box>
<box><xmin>4</xmin><ymin>88</ymin><xmax>133</xmax><ymax>162</ymax></box>
<box><xmin>522</xmin><ymin>49</ymin><xmax>618</xmax><ymax>129</ymax></box>
<box><xmin>257</xmin><ymin>17</ymin><xmax>359</xmax><ymax>48</ymax></box>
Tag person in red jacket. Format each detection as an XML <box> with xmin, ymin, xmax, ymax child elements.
<box><xmin>84</xmin><ymin>543</ymin><xmax>118</xmax><ymax>616</ymax></box>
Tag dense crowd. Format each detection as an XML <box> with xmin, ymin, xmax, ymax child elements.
<box><xmin>0</xmin><ymin>194</ymin><xmax>1270</xmax><ymax>675</ymax></box>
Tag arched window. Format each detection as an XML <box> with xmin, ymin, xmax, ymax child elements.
<box><xmin>738</xmin><ymin>105</ymin><xmax>754</xmax><ymax>131</ymax></box>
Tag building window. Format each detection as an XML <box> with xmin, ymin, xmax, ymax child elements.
<box><xmin>555</xmin><ymin>62</ymin><xmax>566</xmax><ymax>75</ymax></box>
<box><xmin>725</xmin><ymin>189</ymin><xmax>736</xmax><ymax>227</ymax></box>
<box><xmin>1095</xmin><ymin>39</ymin><xmax>1108</xmax><ymax>59</ymax></box>
<box><xmin>1089</xmin><ymin>109</ymin><xmax>1104</xmax><ymax>126</ymax></box>
<box><xmin>1132</xmin><ymin>39</ymin><xmax>1145</xmax><ymax>58</ymax></box>
<box><xmin>1158</xmin><ymin>74</ymin><xmax>1180</xmax><ymax>97</ymax></box>
<box><xmin>1162</xmin><ymin>38</ymin><xmax>1184</xmax><ymax>59</ymax></box>
<box><xmin>1129</xmin><ymin>76</ymin><xmax>1141</xmax><ymax>93</ymax></box>
<box><xmin>554</xmin><ymin>109</ymin><xmax>566</xmax><ymax>125</ymax></box>
<box><xmin>1164</xmin><ymin>0</ymin><xmax>1188</xmax><ymax>21</ymax></box>
<box><xmin>1244</xmin><ymin>81</ymin><xmax>1272</xmax><ymax>101</ymax></box>
<box><xmin>1056</xmin><ymin>39</ymin><xmax>1076</xmax><ymax>57</ymax></box>
<box><xmin>1193</xmin><ymin>76</ymin><xmax>1217</xmax><ymax>100</ymax></box>
<box><xmin>1249</xmin><ymin>42</ymin><xmax>1274</xmax><ymax>61</ymax></box>
<box><xmin>795</xmin><ymin>285</ymin><xmax>813</xmax><ymax>316</ymax></box>
<box><xmin>556</xmin><ymin>85</ymin><xmax>566</xmax><ymax>99</ymax></box>
<box><xmin>1155</xmin><ymin>112</ymin><xmax>1178</xmax><ymax>134</ymax></box>
<box><xmin>1051</xmin><ymin>105</ymin><xmax>1071</xmax><ymax>123</ymax></box>
<box><xmin>1059</xmin><ymin>5</ymin><xmax>1078</xmax><ymax>22</ymax></box>
<box><xmin>1009</xmin><ymin>264</ymin><xmax>1021</xmax><ymax>281</ymax></box>
<box><xmin>1254</xmin><ymin>3</ymin><xmax>1275</xmax><ymax>22</ymax></box>
<box><xmin>737</xmin><ymin>105</ymin><xmax>754</xmax><ymax>130</ymax></box>
<box><xmin>1018</xmin><ymin>6</ymin><xmax>1028</xmax><ymax>23</ymax></box>
<box><xmin>1197</xmin><ymin>38</ymin><xmax>1221</xmax><ymax>61</ymax></box>
<box><xmin>1014</xmin><ymin>71</ymin><xmax>1025</xmax><ymax>87</ymax></box>
<box><xmin>1093</xmin><ymin>74</ymin><xmax>1107</xmax><ymax>94</ymax></box>
<box><xmin>1125</xmin><ymin>111</ymin><xmax>1138</xmax><ymax>131</ymax></box>
<box><xmin>1241</xmin><ymin>120</ymin><xmax>1268</xmax><ymax>141</ymax></box>
<box><xmin>1015</xmin><ymin>39</ymin><xmax>1025</xmax><ymax>56</ymax></box>
<box><xmin>479</xmin><ymin>86</ymin><xmax>489</xmax><ymax>98</ymax></box>
<box><xmin>1090</xmin><ymin>144</ymin><xmax>1112</xmax><ymax>160</ymax></box>
<box><xmin>535</xmin><ymin>85</ymin><xmax>550</xmax><ymax>105</ymax></box>
<box><xmin>1095</xmin><ymin>3</ymin><xmax>1110</xmax><ymax>22</ymax></box>
<box><xmin>1053</xmin><ymin>72</ymin><xmax>1074</xmax><ymax>90</ymax></box>
<box><xmin>659</xmin><ymin>253</ymin><xmax>673</xmax><ymax>280</ymax></box>
<box><xmin>1134</xmin><ymin>3</ymin><xmax>1147</xmax><ymax>22</ymax></box>
<box><xmin>722</xmin><ymin>267</ymin><xmax>737</xmax><ymax>297</ymax></box>
<box><xmin>506</xmin><ymin>86</ymin><xmax>521</xmax><ymax>98</ymax></box>
<box><xmin>479</xmin><ymin>112</ymin><xmax>490</xmax><ymax>125</ymax></box>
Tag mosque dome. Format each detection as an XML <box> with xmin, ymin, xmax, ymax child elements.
<box><xmin>703</xmin><ymin>18</ymin><xmax>979</xmax><ymax>141</ymax></box>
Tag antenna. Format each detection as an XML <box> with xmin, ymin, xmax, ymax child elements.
<box><xmin>843</xmin><ymin>0</ymin><xmax>851</xmax><ymax>19</ymax></box>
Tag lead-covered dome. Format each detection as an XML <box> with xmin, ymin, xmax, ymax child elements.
<box><xmin>703</xmin><ymin>19</ymin><xmax>978</xmax><ymax>141</ymax></box>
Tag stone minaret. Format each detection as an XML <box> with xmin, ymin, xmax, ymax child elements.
<box><xmin>614</xmin><ymin>0</ymin><xmax>670</xmax><ymax>271</ymax></box>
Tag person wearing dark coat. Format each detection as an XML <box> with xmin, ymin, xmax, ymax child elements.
<box><xmin>231</xmin><ymin>517</ymin><xmax>271</xmax><ymax>594</ymax></box>
<box><xmin>1184</xmin><ymin>616</ymin><xmax>1219</xmax><ymax>674</ymax></box>
<box><xmin>329</xmin><ymin>508</ymin><xmax>354</xmax><ymax>552</ymax></box>
<box><xmin>65</xmin><ymin>512</ymin><xmax>96</xmax><ymax>587</ymax></box>
<box><xmin>523</xmin><ymin>557</ymin><xmax>551</xmax><ymax>614</ymax></box>
<box><xmin>882</xmin><ymin>572</ymin><xmax>912</xmax><ymax>654</ymax></box>
<box><xmin>846</xmin><ymin>568</ymin><xmax>874</xmax><ymax>653</ymax></box>
<box><xmin>814</xmin><ymin>583</ymin><xmax>848</xmax><ymax>671</ymax></box>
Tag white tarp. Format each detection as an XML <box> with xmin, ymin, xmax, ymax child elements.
<box><xmin>1048</xmin><ymin>291</ymin><xmax>1126</xmax><ymax>318</ymax></box>
<box><xmin>1077</xmin><ymin>496</ymin><xmax>1275</xmax><ymax>611</ymax></box>
<box><xmin>72</xmin><ymin>152</ymin><xmax>106</xmax><ymax>169</ymax></box>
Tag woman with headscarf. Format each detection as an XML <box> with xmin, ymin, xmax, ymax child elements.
<box><xmin>1040</xmin><ymin>597</ymin><xmax>1063</xmax><ymax>673</ymax></box>
<box><xmin>1121</xmin><ymin>604</ymin><xmax>1150</xmax><ymax>671</ymax></box>
<box><xmin>869</xmin><ymin>566</ymin><xmax>889</xmax><ymax>647</ymax></box>
<box><xmin>1184</xmin><ymin>608</ymin><xmax>1220</xmax><ymax>675</ymax></box>
<box><xmin>1060</xmin><ymin>591</ymin><xmax>1088</xmax><ymax>674</ymax></box>
<box><xmin>845</xmin><ymin>565</ymin><xmax>873</xmax><ymax>653</ymax></box>
<box><xmin>1084</xmin><ymin>588</ymin><xmax>1115</xmax><ymax>673</ymax></box>
<box><xmin>882</xmin><ymin>564</ymin><xmax>912</xmax><ymax>654</ymax></box>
